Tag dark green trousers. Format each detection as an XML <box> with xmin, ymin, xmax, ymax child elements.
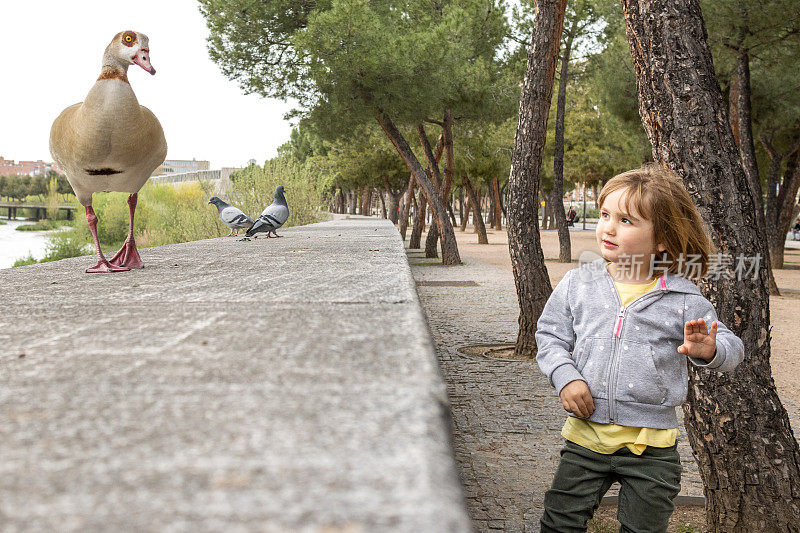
<box><xmin>540</xmin><ymin>440</ymin><xmax>682</xmax><ymax>533</ymax></box>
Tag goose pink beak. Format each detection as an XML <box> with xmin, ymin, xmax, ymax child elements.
<box><xmin>133</xmin><ymin>49</ymin><xmax>156</xmax><ymax>75</ymax></box>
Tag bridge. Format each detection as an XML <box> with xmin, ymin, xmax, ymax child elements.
<box><xmin>0</xmin><ymin>201</ymin><xmax>77</xmax><ymax>220</ymax></box>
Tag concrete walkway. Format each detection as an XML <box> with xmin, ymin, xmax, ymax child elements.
<box><xmin>0</xmin><ymin>218</ymin><xmax>471</xmax><ymax>532</ymax></box>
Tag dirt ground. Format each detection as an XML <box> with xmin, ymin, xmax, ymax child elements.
<box><xmin>445</xmin><ymin>225</ymin><xmax>800</xmax><ymax>407</ymax></box>
<box><xmin>589</xmin><ymin>504</ymin><xmax>705</xmax><ymax>532</ymax></box>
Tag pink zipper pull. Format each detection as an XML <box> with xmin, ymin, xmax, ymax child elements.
<box><xmin>614</xmin><ymin>306</ymin><xmax>625</xmax><ymax>337</ymax></box>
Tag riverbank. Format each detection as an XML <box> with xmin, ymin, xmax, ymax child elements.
<box><xmin>0</xmin><ymin>219</ymin><xmax>61</xmax><ymax>269</ymax></box>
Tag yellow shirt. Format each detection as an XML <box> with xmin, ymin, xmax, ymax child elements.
<box><xmin>562</xmin><ymin>274</ymin><xmax>679</xmax><ymax>455</ymax></box>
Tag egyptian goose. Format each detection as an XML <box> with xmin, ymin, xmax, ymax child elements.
<box><xmin>50</xmin><ymin>30</ymin><xmax>167</xmax><ymax>273</ymax></box>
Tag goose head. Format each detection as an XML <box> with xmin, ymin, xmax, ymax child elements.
<box><xmin>101</xmin><ymin>30</ymin><xmax>156</xmax><ymax>77</ymax></box>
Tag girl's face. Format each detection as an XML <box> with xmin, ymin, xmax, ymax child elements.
<box><xmin>596</xmin><ymin>188</ymin><xmax>666</xmax><ymax>276</ymax></box>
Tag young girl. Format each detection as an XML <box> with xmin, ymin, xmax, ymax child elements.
<box><xmin>535</xmin><ymin>164</ymin><xmax>744</xmax><ymax>532</ymax></box>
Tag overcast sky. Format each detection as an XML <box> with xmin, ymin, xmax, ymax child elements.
<box><xmin>0</xmin><ymin>1</ymin><xmax>296</xmax><ymax>169</ymax></box>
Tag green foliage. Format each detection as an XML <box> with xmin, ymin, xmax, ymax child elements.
<box><xmin>456</xmin><ymin>118</ymin><xmax>514</xmax><ymax>189</ymax></box>
<box><xmin>279</xmin><ymin>120</ymin><xmax>329</xmax><ymax>163</ymax></box>
<box><xmin>15</xmin><ymin>219</ymin><xmax>61</xmax><ymax>231</ymax></box>
<box><xmin>0</xmin><ymin>171</ymin><xmax>74</xmax><ymax>205</ymax></box>
<box><xmin>197</xmin><ymin>0</ymin><xmax>797</xmax><ymax>214</ymax></box>
<box><xmin>312</xmin><ymin>123</ymin><xmax>410</xmax><ymax>194</ymax></box>
<box><xmin>74</xmin><ymin>182</ymin><xmax>228</xmax><ymax>248</ymax></box>
<box><xmin>0</xmin><ymin>175</ymin><xmax>32</xmax><ymax>201</ymax></box>
<box><xmin>39</xmin><ymin>229</ymin><xmax>91</xmax><ymax>263</ymax></box>
<box><xmin>229</xmin><ymin>156</ymin><xmax>324</xmax><ymax>228</ymax></box>
<box><xmin>198</xmin><ymin>0</ymin><xmax>325</xmax><ymax>107</ymax></box>
<box><xmin>12</xmin><ymin>254</ymin><xmax>38</xmax><ymax>267</ymax></box>
<box><xmin>15</xmin><ymin>166</ymin><xmax>325</xmax><ymax>268</ymax></box>
<box><xmin>46</xmin><ymin>176</ymin><xmax>60</xmax><ymax>219</ymax></box>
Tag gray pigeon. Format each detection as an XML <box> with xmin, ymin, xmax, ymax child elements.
<box><xmin>245</xmin><ymin>185</ymin><xmax>289</xmax><ymax>238</ymax></box>
<box><xmin>208</xmin><ymin>196</ymin><xmax>254</xmax><ymax>237</ymax></box>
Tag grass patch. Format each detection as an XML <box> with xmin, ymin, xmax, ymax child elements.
<box><xmin>12</xmin><ymin>254</ymin><xmax>38</xmax><ymax>267</ymax></box>
<box><xmin>15</xmin><ymin>219</ymin><xmax>62</xmax><ymax>231</ymax></box>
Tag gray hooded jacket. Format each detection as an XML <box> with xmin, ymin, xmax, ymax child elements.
<box><xmin>535</xmin><ymin>258</ymin><xmax>744</xmax><ymax>429</ymax></box>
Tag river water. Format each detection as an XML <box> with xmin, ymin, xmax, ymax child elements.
<box><xmin>0</xmin><ymin>220</ymin><xmax>55</xmax><ymax>269</ymax></box>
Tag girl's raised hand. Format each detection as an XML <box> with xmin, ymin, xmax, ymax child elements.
<box><xmin>678</xmin><ymin>318</ymin><xmax>717</xmax><ymax>362</ymax></box>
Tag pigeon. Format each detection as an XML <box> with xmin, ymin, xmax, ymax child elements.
<box><xmin>208</xmin><ymin>196</ymin><xmax>254</xmax><ymax>236</ymax></box>
<box><xmin>245</xmin><ymin>185</ymin><xmax>289</xmax><ymax>239</ymax></box>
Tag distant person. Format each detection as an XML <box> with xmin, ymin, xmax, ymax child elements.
<box><xmin>536</xmin><ymin>164</ymin><xmax>744</xmax><ymax>532</ymax></box>
<box><xmin>792</xmin><ymin>218</ymin><xmax>800</xmax><ymax>241</ymax></box>
<box><xmin>566</xmin><ymin>206</ymin><xmax>577</xmax><ymax>226</ymax></box>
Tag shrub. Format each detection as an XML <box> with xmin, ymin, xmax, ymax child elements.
<box><xmin>229</xmin><ymin>157</ymin><xmax>324</xmax><ymax>228</ymax></box>
<box><xmin>15</xmin><ymin>219</ymin><xmax>61</xmax><ymax>231</ymax></box>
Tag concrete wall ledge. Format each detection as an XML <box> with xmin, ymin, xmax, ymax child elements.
<box><xmin>0</xmin><ymin>218</ymin><xmax>471</xmax><ymax>532</ymax></box>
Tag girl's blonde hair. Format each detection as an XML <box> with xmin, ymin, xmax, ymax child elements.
<box><xmin>598</xmin><ymin>163</ymin><xmax>715</xmax><ymax>280</ymax></box>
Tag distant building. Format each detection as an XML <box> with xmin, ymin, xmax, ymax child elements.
<box><xmin>0</xmin><ymin>157</ymin><xmax>60</xmax><ymax>177</ymax></box>
<box><xmin>153</xmin><ymin>158</ymin><xmax>210</xmax><ymax>176</ymax></box>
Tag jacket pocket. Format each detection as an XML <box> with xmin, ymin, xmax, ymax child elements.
<box><xmin>576</xmin><ymin>337</ymin><xmax>610</xmax><ymax>400</ymax></box>
<box><xmin>615</xmin><ymin>340</ymin><xmax>668</xmax><ymax>405</ymax></box>
<box><xmin>652</xmin><ymin>345</ymin><xmax>687</xmax><ymax>406</ymax></box>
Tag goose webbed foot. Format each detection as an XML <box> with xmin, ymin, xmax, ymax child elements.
<box><xmin>109</xmin><ymin>239</ymin><xmax>143</xmax><ymax>269</ymax></box>
<box><xmin>87</xmin><ymin>259</ymin><xmax>130</xmax><ymax>273</ymax></box>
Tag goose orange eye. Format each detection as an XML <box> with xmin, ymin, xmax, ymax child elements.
<box><xmin>125</xmin><ymin>36</ymin><xmax>132</xmax><ymax>42</ymax></box>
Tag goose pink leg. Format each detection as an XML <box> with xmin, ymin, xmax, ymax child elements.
<box><xmin>85</xmin><ymin>206</ymin><xmax>129</xmax><ymax>273</ymax></box>
<box><xmin>110</xmin><ymin>193</ymin><xmax>144</xmax><ymax>269</ymax></box>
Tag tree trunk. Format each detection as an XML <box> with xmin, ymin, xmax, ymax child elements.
<box><xmin>542</xmin><ymin>191</ymin><xmax>552</xmax><ymax>230</ymax></box>
<box><xmin>488</xmin><ymin>186</ymin><xmax>497</xmax><ymax>229</ymax></box>
<box><xmin>372</xmin><ymin>108</ymin><xmax>460</xmax><ymax>262</ymax></box>
<box><xmin>347</xmin><ymin>191</ymin><xmax>357</xmax><ymax>214</ymax></box>
<box><xmin>424</xmin><ymin>112</ymin><xmax>459</xmax><ymax>254</ymax></box>
<box><xmin>387</xmin><ymin>189</ymin><xmax>400</xmax><ymax>224</ymax></box>
<box><xmin>508</xmin><ymin>0</ymin><xmax>566</xmax><ymax>357</ymax></box>
<box><xmin>492</xmin><ymin>177</ymin><xmax>503</xmax><ymax>230</ymax></box>
<box><xmin>460</xmin><ymin>194</ymin><xmax>471</xmax><ymax>232</ymax></box>
<box><xmin>621</xmin><ymin>1</ymin><xmax>800</xmax><ymax>529</ymax></box>
<box><xmin>736</xmin><ymin>49</ymin><xmax>765</xmax><ymax>224</ymax></box>
<box><xmin>728</xmin><ymin>72</ymin><xmax>740</xmax><ymax>148</ymax></box>
<box><xmin>553</xmin><ymin>22</ymin><xmax>575</xmax><ymax>263</ymax></box>
<box><xmin>333</xmin><ymin>187</ymin><xmax>344</xmax><ymax>214</ymax></box>
<box><xmin>500</xmin><ymin>182</ymin><xmax>507</xmax><ymax>220</ymax></box>
<box><xmin>379</xmin><ymin>189</ymin><xmax>387</xmax><ymax>219</ymax></box>
<box><xmin>399</xmin><ymin>174</ymin><xmax>414</xmax><ymax>240</ymax></box>
<box><xmin>458</xmin><ymin>187</ymin><xmax>465</xmax><ymax>228</ymax></box>
<box><xmin>734</xmin><ymin>49</ymin><xmax>777</xmax><ymax>297</ymax></box>
<box><xmin>372</xmin><ymin>110</ymin><xmax>460</xmax><ymax>264</ymax></box>
<box><xmin>361</xmin><ymin>186</ymin><xmax>372</xmax><ymax>216</ymax></box>
<box><xmin>761</xmin><ymin>134</ymin><xmax>800</xmax><ymax>270</ymax></box>
<box><xmin>463</xmin><ymin>175</ymin><xmax>488</xmax><ymax>243</ymax></box>
<box><xmin>410</xmin><ymin>191</ymin><xmax>426</xmax><ymax>249</ymax></box>
<box><xmin>418</xmin><ymin>127</ymin><xmax>446</xmax><ymax>259</ymax></box>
